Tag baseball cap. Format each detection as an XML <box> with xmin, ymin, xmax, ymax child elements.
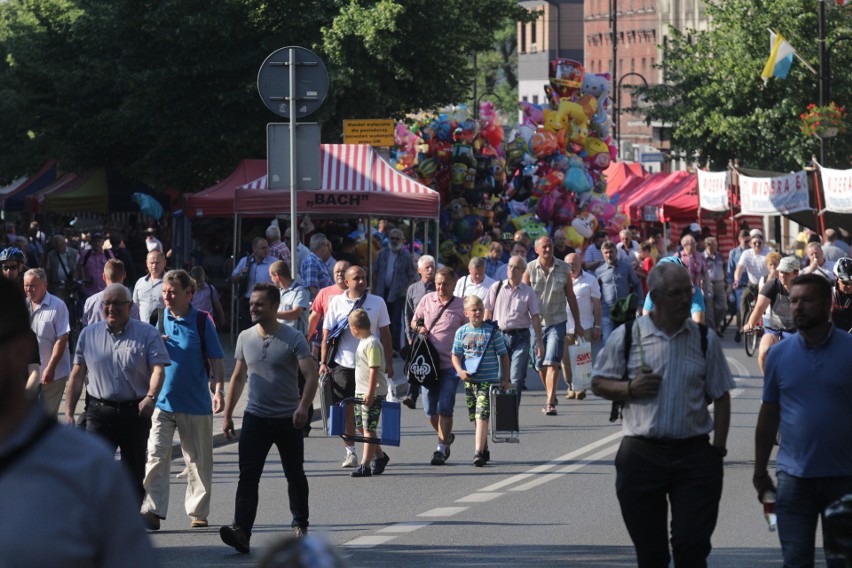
<box><xmin>777</xmin><ymin>256</ymin><xmax>800</xmax><ymax>273</ymax></box>
<box><xmin>689</xmin><ymin>223</ymin><xmax>701</xmax><ymax>233</ymax></box>
<box><xmin>749</xmin><ymin>229</ymin><xmax>764</xmax><ymax>239</ymax></box>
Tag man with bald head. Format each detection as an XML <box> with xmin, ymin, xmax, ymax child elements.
<box><xmin>321</xmin><ymin>266</ymin><xmax>394</xmax><ymax>468</ymax></box>
<box><xmin>561</xmin><ymin>253</ymin><xmax>602</xmax><ymax>400</ymax></box>
<box><xmin>65</xmin><ymin>283</ymin><xmax>171</xmax><ymax>501</ymax></box>
<box><xmin>134</xmin><ymin>250</ymin><xmax>166</xmax><ymax>324</ymax></box>
<box><xmin>307</xmin><ymin>260</ymin><xmax>351</xmax><ymax>358</ymax></box>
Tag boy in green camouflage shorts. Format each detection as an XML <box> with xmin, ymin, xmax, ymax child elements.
<box><xmin>451</xmin><ymin>295</ymin><xmax>510</xmax><ymax>467</ymax></box>
<box><xmin>348</xmin><ymin>308</ymin><xmax>390</xmax><ymax>478</ymax></box>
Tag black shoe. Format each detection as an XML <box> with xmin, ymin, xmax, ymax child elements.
<box><xmin>350</xmin><ymin>464</ymin><xmax>372</xmax><ymax>477</ymax></box>
<box><xmin>734</xmin><ymin>330</ymin><xmax>742</xmax><ymax>343</ymax></box>
<box><xmin>371</xmin><ymin>452</ymin><xmax>390</xmax><ymax>475</ymax></box>
<box><xmin>430</xmin><ymin>450</ymin><xmax>446</xmax><ymax>465</ymax></box>
<box><xmin>473</xmin><ymin>452</ymin><xmax>486</xmax><ymax>467</ymax></box>
<box><xmin>402</xmin><ymin>396</ymin><xmax>416</xmax><ymax>410</ymax></box>
<box><xmin>483</xmin><ymin>448</ymin><xmax>490</xmax><ymax>464</ymax></box>
<box><xmin>220</xmin><ymin>524</ymin><xmax>250</xmax><ymax>554</ymax></box>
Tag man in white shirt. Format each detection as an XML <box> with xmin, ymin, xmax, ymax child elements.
<box><xmin>562</xmin><ymin>253</ymin><xmax>602</xmax><ymax>400</ymax></box>
<box><xmin>133</xmin><ymin>251</ymin><xmax>166</xmax><ymax>324</ymax></box>
<box><xmin>801</xmin><ymin>242</ymin><xmax>836</xmax><ymax>282</ymax></box>
<box><xmin>616</xmin><ymin>229</ymin><xmax>639</xmax><ymax>267</ymax></box>
<box><xmin>454</xmin><ymin>257</ymin><xmax>495</xmax><ymax>301</ymax></box>
<box><xmin>734</xmin><ymin>233</ymin><xmax>770</xmax><ymax>326</ymax></box>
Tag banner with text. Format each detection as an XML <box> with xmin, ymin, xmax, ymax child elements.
<box><xmin>739</xmin><ymin>170</ymin><xmax>810</xmax><ymax>215</ymax></box>
<box><xmin>697</xmin><ymin>170</ymin><xmax>729</xmax><ymax>212</ymax></box>
<box><xmin>820</xmin><ymin>166</ymin><xmax>852</xmax><ymax>214</ymax></box>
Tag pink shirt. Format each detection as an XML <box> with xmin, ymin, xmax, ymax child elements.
<box><xmin>484</xmin><ymin>279</ymin><xmax>540</xmax><ymax>331</ymax></box>
<box><xmin>309</xmin><ymin>284</ymin><xmax>345</xmax><ymax>339</ymax></box>
<box><xmin>413</xmin><ymin>293</ymin><xmax>466</xmax><ymax>370</ymax></box>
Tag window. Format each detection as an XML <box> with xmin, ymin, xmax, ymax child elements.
<box><xmin>520</xmin><ymin>22</ymin><xmax>526</xmax><ymax>53</ymax></box>
<box><xmin>532</xmin><ymin>95</ymin><xmax>539</xmax><ymax>105</ymax></box>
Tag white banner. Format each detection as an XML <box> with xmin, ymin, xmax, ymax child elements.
<box><xmin>820</xmin><ymin>166</ymin><xmax>852</xmax><ymax>214</ymax></box>
<box><xmin>697</xmin><ymin>170</ymin><xmax>729</xmax><ymax>212</ymax></box>
<box><xmin>739</xmin><ymin>170</ymin><xmax>810</xmax><ymax>215</ymax></box>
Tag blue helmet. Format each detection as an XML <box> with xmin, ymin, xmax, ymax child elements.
<box><xmin>0</xmin><ymin>247</ymin><xmax>24</xmax><ymax>263</ymax></box>
<box><xmin>657</xmin><ymin>255</ymin><xmax>685</xmax><ymax>267</ymax></box>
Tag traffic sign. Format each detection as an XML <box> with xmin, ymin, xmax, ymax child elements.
<box><xmin>343</xmin><ymin>119</ymin><xmax>395</xmax><ymax>146</ymax></box>
<box><xmin>267</xmin><ymin>123</ymin><xmax>321</xmax><ymax>190</ymax></box>
<box><xmin>640</xmin><ymin>152</ymin><xmax>664</xmax><ymax>163</ymax></box>
<box><xmin>257</xmin><ymin>46</ymin><xmax>329</xmax><ymax>119</ymax></box>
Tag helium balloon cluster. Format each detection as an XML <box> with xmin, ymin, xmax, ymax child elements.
<box><xmin>391</xmin><ymin>60</ymin><xmax>627</xmax><ymax>269</ymax></box>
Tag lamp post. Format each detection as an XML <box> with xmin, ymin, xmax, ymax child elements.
<box><xmin>615</xmin><ymin>72</ymin><xmax>649</xmax><ymax>161</ymax></box>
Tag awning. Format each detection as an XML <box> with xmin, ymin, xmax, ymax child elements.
<box><xmin>184</xmin><ymin>159</ymin><xmax>267</xmax><ymax>218</ymax></box>
<box><xmin>618</xmin><ymin>171</ymin><xmax>692</xmax><ymax>221</ymax></box>
<box><xmin>1</xmin><ymin>161</ymin><xmax>58</xmax><ymax>211</ymax></box>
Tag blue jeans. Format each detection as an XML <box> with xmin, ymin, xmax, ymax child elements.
<box><xmin>422</xmin><ymin>368</ymin><xmax>459</xmax><ymax>417</ymax></box>
<box><xmin>235</xmin><ymin>411</ymin><xmax>309</xmax><ymax>533</ymax></box>
<box><xmin>503</xmin><ymin>329</ymin><xmax>530</xmax><ymax>405</ymax></box>
<box><xmin>601</xmin><ymin>303</ymin><xmax>614</xmax><ymax>344</ymax></box>
<box><xmin>776</xmin><ymin>471</ymin><xmax>852</xmax><ymax>568</ymax></box>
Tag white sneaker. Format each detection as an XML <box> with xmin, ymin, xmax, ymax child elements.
<box><xmin>341</xmin><ymin>453</ymin><xmax>359</xmax><ymax>468</ymax></box>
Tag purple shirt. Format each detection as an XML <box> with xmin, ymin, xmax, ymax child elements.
<box><xmin>484</xmin><ymin>279</ymin><xmax>540</xmax><ymax>331</ymax></box>
<box><xmin>413</xmin><ymin>293</ymin><xmax>466</xmax><ymax>370</ymax></box>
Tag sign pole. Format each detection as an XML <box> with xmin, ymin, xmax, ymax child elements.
<box><xmin>289</xmin><ymin>47</ymin><xmax>299</xmax><ymax>279</ymax></box>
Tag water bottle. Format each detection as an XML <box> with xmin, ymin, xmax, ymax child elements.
<box><xmin>763</xmin><ymin>490</ymin><xmax>777</xmax><ymax>532</ymax></box>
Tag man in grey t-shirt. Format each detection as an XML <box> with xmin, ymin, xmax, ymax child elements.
<box><xmin>220</xmin><ymin>283</ymin><xmax>319</xmax><ymax>553</ymax></box>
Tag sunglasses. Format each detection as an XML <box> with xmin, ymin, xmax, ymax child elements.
<box><xmin>2</xmin><ymin>264</ymin><xmax>18</xmax><ymax>271</ymax></box>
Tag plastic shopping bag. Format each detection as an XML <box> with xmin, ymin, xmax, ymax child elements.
<box><xmin>568</xmin><ymin>338</ymin><xmax>593</xmax><ymax>391</ymax></box>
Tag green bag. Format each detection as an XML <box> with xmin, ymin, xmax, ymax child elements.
<box><xmin>610</xmin><ymin>293</ymin><xmax>639</xmax><ymax>326</ymax></box>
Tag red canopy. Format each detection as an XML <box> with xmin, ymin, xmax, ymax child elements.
<box><xmin>658</xmin><ymin>175</ymin><xmax>699</xmax><ymax>221</ymax></box>
<box><xmin>184</xmin><ymin>159</ymin><xmax>267</xmax><ymax>218</ymax></box>
<box><xmin>234</xmin><ymin>145</ymin><xmax>440</xmax><ymax>219</ymax></box>
<box><xmin>617</xmin><ymin>172</ymin><xmax>690</xmax><ymax>221</ymax></box>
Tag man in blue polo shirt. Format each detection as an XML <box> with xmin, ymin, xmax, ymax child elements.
<box><xmin>140</xmin><ymin>269</ymin><xmax>225</xmax><ymax>531</ymax></box>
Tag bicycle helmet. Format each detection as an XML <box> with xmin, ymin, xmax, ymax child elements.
<box><xmin>834</xmin><ymin>257</ymin><xmax>852</xmax><ymax>283</ymax></box>
<box><xmin>658</xmin><ymin>255</ymin><xmax>686</xmax><ymax>267</ymax></box>
<box><xmin>0</xmin><ymin>247</ymin><xmax>24</xmax><ymax>264</ymax></box>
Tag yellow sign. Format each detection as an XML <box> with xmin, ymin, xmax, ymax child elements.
<box><xmin>343</xmin><ymin>119</ymin><xmax>395</xmax><ymax>146</ymax></box>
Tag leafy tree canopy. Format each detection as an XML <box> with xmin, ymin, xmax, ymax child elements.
<box><xmin>0</xmin><ymin>0</ymin><xmax>530</xmax><ymax>190</ymax></box>
<box><xmin>637</xmin><ymin>0</ymin><xmax>851</xmax><ymax>170</ymax></box>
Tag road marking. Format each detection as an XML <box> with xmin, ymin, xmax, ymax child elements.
<box><xmin>480</xmin><ymin>430</ymin><xmax>623</xmax><ymax>492</ymax></box>
<box><xmin>343</xmin><ymin>535</ymin><xmax>397</xmax><ymax>547</ymax></box>
<box><xmin>417</xmin><ymin>506</ymin><xmax>469</xmax><ymax>517</ymax></box>
<box><xmin>377</xmin><ymin>522</ymin><xmax>432</xmax><ymax>534</ymax></box>
<box><xmin>510</xmin><ymin>445</ymin><xmax>620</xmax><ymax>492</ymax></box>
<box><xmin>456</xmin><ymin>492</ymin><xmax>504</xmax><ymax>503</ymax></box>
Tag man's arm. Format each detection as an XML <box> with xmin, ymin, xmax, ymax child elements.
<box><xmin>753</xmin><ymin>401</ymin><xmax>780</xmax><ymax>498</ymax></box>
<box><xmin>137</xmin><ymin>364</ymin><xmax>165</xmax><ymax>418</ymax></box>
<box><xmin>64</xmin><ymin>362</ymin><xmax>88</xmax><ymax>424</ymax></box>
<box><xmin>733</xmin><ymin>263</ymin><xmax>744</xmax><ymax>287</ymax></box>
<box><xmin>745</xmin><ymin>295</ymin><xmax>771</xmax><ymax>330</ymax></box>
<box><xmin>208</xmin><ymin>358</ymin><xmax>225</xmax><ymax>413</ymax></box>
<box><xmin>591</xmin><ymin>297</ymin><xmax>603</xmax><ymax>341</ymax></box>
<box><xmin>294</xmin><ymin>356</ymin><xmax>319</xmax><ymax>429</ymax></box>
<box><xmin>379</xmin><ymin>325</ymin><xmax>395</xmax><ymax>379</ymax></box>
<box><xmin>42</xmin><ymin>333</ymin><xmax>69</xmax><ymax>384</ymax></box>
<box><xmin>276</xmin><ymin>305</ymin><xmax>305</xmax><ymax>321</ymax></box>
<box><xmin>712</xmin><ymin>392</ymin><xmax>731</xmax><ymax>450</ymax></box>
<box><xmin>591</xmin><ymin>370</ymin><xmax>662</xmax><ymax>401</ymax></box>
<box><xmin>26</xmin><ymin>364</ymin><xmax>40</xmax><ymax>393</ymax></box>
<box><xmin>564</xmin><ymin>279</ymin><xmax>583</xmax><ymax>337</ymax></box>
<box><xmin>223</xmin><ymin>359</ymin><xmax>248</xmax><ymax>438</ymax></box>
<box><xmin>531</xmin><ymin>313</ymin><xmax>544</xmax><ymax>357</ymax></box>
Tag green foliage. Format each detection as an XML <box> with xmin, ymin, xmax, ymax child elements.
<box><xmin>0</xmin><ymin>0</ymin><xmax>528</xmax><ymax>190</ymax></box>
<box><xmin>637</xmin><ymin>0</ymin><xmax>851</xmax><ymax>169</ymax></box>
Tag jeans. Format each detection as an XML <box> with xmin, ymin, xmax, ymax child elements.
<box><xmin>422</xmin><ymin>368</ymin><xmax>459</xmax><ymax>417</ymax></box>
<box><xmin>385</xmin><ymin>297</ymin><xmax>404</xmax><ymax>353</ymax></box>
<box><xmin>503</xmin><ymin>329</ymin><xmax>531</xmax><ymax>403</ymax></box>
<box><xmin>776</xmin><ymin>471</ymin><xmax>852</xmax><ymax>568</ymax></box>
<box><xmin>535</xmin><ymin>324</ymin><xmax>566</xmax><ymax>369</ymax></box>
<box><xmin>601</xmin><ymin>303</ymin><xmax>614</xmax><ymax>344</ymax></box>
<box><xmin>615</xmin><ymin>436</ymin><xmax>724</xmax><ymax>568</ymax></box>
<box><xmin>234</xmin><ymin>411</ymin><xmax>309</xmax><ymax>533</ymax></box>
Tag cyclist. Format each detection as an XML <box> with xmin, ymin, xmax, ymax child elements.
<box><xmin>743</xmin><ymin>256</ymin><xmax>800</xmax><ymax>374</ymax></box>
<box><xmin>733</xmin><ymin>232</ymin><xmax>770</xmax><ymax>331</ymax></box>
<box><xmin>832</xmin><ymin>258</ymin><xmax>852</xmax><ymax>332</ymax></box>
<box><xmin>0</xmin><ymin>247</ymin><xmax>26</xmax><ymax>288</ymax></box>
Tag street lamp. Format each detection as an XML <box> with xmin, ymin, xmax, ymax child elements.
<box><xmin>615</xmin><ymin>72</ymin><xmax>649</xmax><ymax>161</ymax></box>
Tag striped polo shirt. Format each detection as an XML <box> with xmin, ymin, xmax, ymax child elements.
<box><xmin>452</xmin><ymin>323</ymin><xmax>508</xmax><ymax>383</ymax></box>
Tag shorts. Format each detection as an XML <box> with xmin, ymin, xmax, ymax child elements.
<box><xmin>423</xmin><ymin>368</ymin><xmax>459</xmax><ymax>418</ymax></box>
<box><xmin>354</xmin><ymin>393</ymin><xmax>385</xmax><ymax>433</ymax></box>
<box><xmin>536</xmin><ymin>324</ymin><xmax>566</xmax><ymax>369</ymax></box>
<box><xmin>464</xmin><ymin>381</ymin><xmax>492</xmax><ymax>422</ymax></box>
<box><xmin>330</xmin><ymin>364</ymin><xmax>355</xmax><ymax>404</ymax></box>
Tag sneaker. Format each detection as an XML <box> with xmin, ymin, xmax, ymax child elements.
<box><xmin>141</xmin><ymin>511</ymin><xmax>160</xmax><ymax>531</ymax></box>
<box><xmin>575</xmin><ymin>390</ymin><xmax>586</xmax><ymax>400</ymax></box>
<box><xmin>371</xmin><ymin>452</ymin><xmax>390</xmax><ymax>475</ymax></box>
<box><xmin>473</xmin><ymin>452</ymin><xmax>486</xmax><ymax>467</ymax></box>
<box><xmin>341</xmin><ymin>452</ymin><xmax>359</xmax><ymax>468</ymax></box>
<box><xmin>565</xmin><ymin>389</ymin><xmax>576</xmax><ymax>399</ymax></box>
<box><xmin>350</xmin><ymin>464</ymin><xmax>372</xmax><ymax>477</ymax></box>
<box><xmin>190</xmin><ymin>519</ymin><xmax>209</xmax><ymax>528</ymax></box>
<box><xmin>402</xmin><ymin>396</ymin><xmax>416</xmax><ymax>410</ymax></box>
<box><xmin>293</xmin><ymin>526</ymin><xmax>308</xmax><ymax>538</ymax></box>
<box><xmin>220</xmin><ymin>524</ymin><xmax>250</xmax><ymax>554</ymax></box>
<box><xmin>430</xmin><ymin>450</ymin><xmax>446</xmax><ymax>466</ymax></box>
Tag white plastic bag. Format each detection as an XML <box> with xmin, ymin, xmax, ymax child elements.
<box><xmin>568</xmin><ymin>338</ymin><xmax>593</xmax><ymax>391</ymax></box>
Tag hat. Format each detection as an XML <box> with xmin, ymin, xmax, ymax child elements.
<box><xmin>501</xmin><ymin>232</ymin><xmax>514</xmax><ymax>241</ymax></box>
<box><xmin>145</xmin><ymin>227</ymin><xmax>157</xmax><ymax>234</ymax></box>
<box><xmin>777</xmin><ymin>256</ymin><xmax>800</xmax><ymax>273</ymax></box>
<box><xmin>689</xmin><ymin>223</ymin><xmax>701</xmax><ymax>233</ymax></box>
<box><xmin>749</xmin><ymin>229</ymin><xmax>764</xmax><ymax>239</ymax></box>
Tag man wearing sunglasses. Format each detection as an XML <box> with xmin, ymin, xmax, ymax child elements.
<box><xmin>0</xmin><ymin>247</ymin><xmax>26</xmax><ymax>287</ymax></box>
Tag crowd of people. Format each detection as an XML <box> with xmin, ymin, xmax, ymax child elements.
<box><xmin>2</xmin><ymin>212</ymin><xmax>852</xmax><ymax>565</ymax></box>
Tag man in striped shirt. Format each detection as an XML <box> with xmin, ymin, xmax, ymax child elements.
<box><xmin>591</xmin><ymin>262</ymin><xmax>734</xmax><ymax>567</ymax></box>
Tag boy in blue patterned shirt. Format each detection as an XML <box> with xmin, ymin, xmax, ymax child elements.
<box><xmin>452</xmin><ymin>295</ymin><xmax>510</xmax><ymax>467</ymax></box>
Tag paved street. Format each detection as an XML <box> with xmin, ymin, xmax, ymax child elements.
<box><xmin>137</xmin><ymin>330</ymin><xmax>821</xmax><ymax>567</ymax></box>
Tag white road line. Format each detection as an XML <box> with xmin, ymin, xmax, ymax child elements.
<box><xmin>479</xmin><ymin>430</ymin><xmax>624</xmax><ymax>492</ymax></box>
<box><xmin>510</xmin><ymin>444</ymin><xmax>621</xmax><ymax>492</ymax></box>
<box><xmin>455</xmin><ymin>492</ymin><xmax>505</xmax><ymax>503</ymax></box>
<box><xmin>417</xmin><ymin>506</ymin><xmax>469</xmax><ymax>517</ymax></box>
<box><xmin>342</xmin><ymin>535</ymin><xmax>397</xmax><ymax>547</ymax></box>
<box><xmin>377</xmin><ymin>522</ymin><xmax>432</xmax><ymax>534</ymax></box>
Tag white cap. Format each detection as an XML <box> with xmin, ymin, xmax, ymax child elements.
<box><xmin>689</xmin><ymin>223</ymin><xmax>701</xmax><ymax>232</ymax></box>
<box><xmin>749</xmin><ymin>229</ymin><xmax>764</xmax><ymax>238</ymax></box>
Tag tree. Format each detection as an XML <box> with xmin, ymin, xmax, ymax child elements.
<box><xmin>637</xmin><ymin>0</ymin><xmax>851</xmax><ymax>170</ymax></box>
<box><xmin>0</xmin><ymin>0</ymin><xmax>530</xmax><ymax>190</ymax></box>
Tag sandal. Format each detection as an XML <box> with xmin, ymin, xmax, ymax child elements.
<box><xmin>544</xmin><ymin>404</ymin><xmax>557</xmax><ymax>416</ymax></box>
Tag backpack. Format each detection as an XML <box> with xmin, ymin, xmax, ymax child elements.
<box><xmin>155</xmin><ymin>307</ymin><xmax>212</xmax><ymax>377</ymax></box>
<box><xmin>81</xmin><ymin>248</ymin><xmax>115</xmax><ymax>284</ymax></box>
<box><xmin>609</xmin><ymin>319</ymin><xmax>708</xmax><ymax>422</ymax></box>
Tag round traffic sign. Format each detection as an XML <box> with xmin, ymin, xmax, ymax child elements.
<box><xmin>257</xmin><ymin>46</ymin><xmax>329</xmax><ymax>119</ymax></box>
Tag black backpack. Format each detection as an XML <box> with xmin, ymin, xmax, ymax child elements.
<box><xmin>609</xmin><ymin>319</ymin><xmax>708</xmax><ymax>422</ymax></box>
<box><xmin>155</xmin><ymin>307</ymin><xmax>212</xmax><ymax>377</ymax></box>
